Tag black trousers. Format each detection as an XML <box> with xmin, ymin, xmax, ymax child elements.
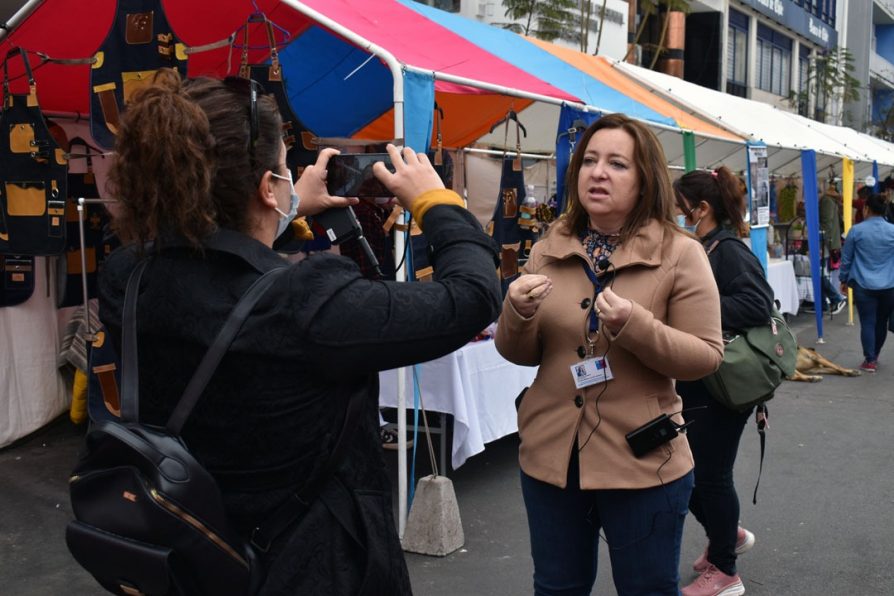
<box><xmin>676</xmin><ymin>379</ymin><xmax>752</xmax><ymax>576</ymax></box>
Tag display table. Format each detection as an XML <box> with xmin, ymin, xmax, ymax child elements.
<box><xmin>378</xmin><ymin>339</ymin><xmax>537</xmax><ymax>469</ymax></box>
<box><xmin>767</xmin><ymin>258</ymin><xmax>800</xmax><ymax>315</ymax></box>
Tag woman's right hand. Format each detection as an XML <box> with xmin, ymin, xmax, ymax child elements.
<box><xmin>296</xmin><ymin>148</ymin><xmax>359</xmax><ymax>217</ymax></box>
<box><xmin>373</xmin><ymin>144</ymin><xmax>444</xmax><ymax>212</ymax></box>
<box><xmin>507</xmin><ymin>274</ymin><xmax>552</xmax><ymax>318</ymax></box>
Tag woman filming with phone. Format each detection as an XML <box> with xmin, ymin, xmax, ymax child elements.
<box><xmin>97</xmin><ymin>69</ymin><xmax>501</xmax><ymax>595</ymax></box>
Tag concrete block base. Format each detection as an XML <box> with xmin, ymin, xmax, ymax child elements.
<box><xmin>401</xmin><ymin>475</ymin><xmax>464</xmax><ymax>557</ymax></box>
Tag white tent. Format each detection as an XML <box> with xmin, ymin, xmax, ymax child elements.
<box><xmin>612</xmin><ymin>58</ymin><xmax>894</xmax><ymax>180</ymax></box>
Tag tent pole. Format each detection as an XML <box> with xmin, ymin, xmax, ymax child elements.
<box><xmin>282</xmin><ymin>0</ymin><xmax>414</xmax><ymax>536</ymax></box>
<box><xmin>0</xmin><ymin>0</ymin><xmax>46</xmax><ymax>42</ymax></box>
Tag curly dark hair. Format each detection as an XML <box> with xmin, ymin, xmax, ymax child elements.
<box><xmin>108</xmin><ymin>68</ymin><xmax>283</xmax><ymax>248</ymax></box>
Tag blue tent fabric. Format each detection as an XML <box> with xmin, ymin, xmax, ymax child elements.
<box><xmin>403</xmin><ymin>70</ymin><xmax>435</xmax><ymax>152</ymax></box>
<box><xmin>399</xmin><ymin>0</ymin><xmax>675</xmax><ymax>129</ymax></box>
<box><xmin>873</xmin><ymin>160</ymin><xmax>880</xmax><ymax>191</ymax></box>
<box><xmin>280</xmin><ymin>26</ymin><xmax>394</xmax><ymax>137</ymax></box>
<box><xmin>555</xmin><ymin>105</ymin><xmax>601</xmax><ymax>214</ymax></box>
<box><xmin>801</xmin><ymin>150</ymin><xmax>824</xmax><ymax>339</ymax></box>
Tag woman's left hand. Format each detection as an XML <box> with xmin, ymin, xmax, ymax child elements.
<box><xmin>296</xmin><ymin>148</ymin><xmax>360</xmax><ymax>217</ymax></box>
<box><xmin>594</xmin><ymin>287</ymin><xmax>632</xmax><ymax>334</ymax></box>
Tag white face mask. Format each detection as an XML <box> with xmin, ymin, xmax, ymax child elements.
<box><xmin>271</xmin><ymin>170</ymin><xmax>300</xmax><ymax>239</ymax></box>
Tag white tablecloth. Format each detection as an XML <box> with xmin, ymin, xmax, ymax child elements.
<box><xmin>1</xmin><ymin>257</ymin><xmax>71</xmax><ymax>448</ymax></box>
<box><xmin>378</xmin><ymin>340</ymin><xmax>537</xmax><ymax>469</ymax></box>
<box><xmin>767</xmin><ymin>258</ymin><xmax>799</xmax><ymax>315</ymax></box>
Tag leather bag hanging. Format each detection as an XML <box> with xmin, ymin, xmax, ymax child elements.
<box><xmin>237</xmin><ymin>14</ymin><xmax>317</xmax><ymax>179</ymax></box>
<box><xmin>0</xmin><ymin>255</ymin><xmax>34</xmax><ymax>307</ymax></box>
<box><xmin>0</xmin><ymin>47</ymin><xmax>68</xmax><ymax>257</ymax></box>
<box><xmin>90</xmin><ymin>0</ymin><xmax>187</xmax><ymax>150</ymax></box>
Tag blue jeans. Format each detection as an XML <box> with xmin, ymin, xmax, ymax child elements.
<box><xmin>676</xmin><ymin>380</ymin><xmax>752</xmax><ymax>576</ymax></box>
<box><xmin>851</xmin><ymin>284</ymin><xmax>894</xmax><ymax>362</ymax></box>
<box><xmin>520</xmin><ymin>447</ymin><xmax>693</xmax><ymax>596</ymax></box>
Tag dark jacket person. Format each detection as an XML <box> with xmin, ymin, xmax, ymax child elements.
<box><xmin>97</xmin><ymin>69</ymin><xmax>501</xmax><ymax>595</ymax></box>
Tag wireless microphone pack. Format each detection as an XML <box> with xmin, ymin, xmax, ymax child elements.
<box><xmin>625</xmin><ymin>414</ymin><xmax>681</xmax><ymax>458</ymax></box>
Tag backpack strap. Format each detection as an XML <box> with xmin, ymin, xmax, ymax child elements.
<box><xmin>119</xmin><ymin>258</ymin><xmax>150</xmax><ymax>422</ymax></box>
<box><xmin>752</xmin><ymin>403</ymin><xmax>768</xmax><ymax>504</ymax></box>
<box><xmin>119</xmin><ymin>258</ymin><xmax>286</xmax><ymax>426</ymax></box>
<box><xmin>165</xmin><ymin>267</ymin><xmax>287</xmax><ymax>434</ymax></box>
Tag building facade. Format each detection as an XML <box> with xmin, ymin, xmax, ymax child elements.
<box><xmin>669</xmin><ymin>1</ymin><xmax>838</xmax><ymax>118</ymax></box>
<box><xmin>843</xmin><ymin>1</ymin><xmax>894</xmax><ymax>138</ymax></box>
<box><xmin>412</xmin><ymin>0</ymin><xmax>630</xmax><ymax>60</ymax></box>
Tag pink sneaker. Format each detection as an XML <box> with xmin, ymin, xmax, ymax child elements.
<box><xmin>693</xmin><ymin>527</ymin><xmax>755</xmax><ymax>572</ymax></box>
<box><xmin>681</xmin><ymin>564</ymin><xmax>745</xmax><ymax>596</ymax></box>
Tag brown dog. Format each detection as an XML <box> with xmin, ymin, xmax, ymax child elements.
<box><xmin>787</xmin><ymin>346</ymin><xmax>862</xmax><ymax>382</ymax></box>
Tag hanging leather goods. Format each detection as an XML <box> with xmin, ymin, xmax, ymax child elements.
<box><xmin>89</xmin><ymin>0</ymin><xmax>188</xmax><ymax>150</ymax></box>
<box><xmin>57</xmin><ymin>138</ymin><xmax>115</xmax><ymax>308</ymax></box>
<box><xmin>235</xmin><ymin>12</ymin><xmax>318</xmax><ymax>182</ymax></box>
<box><xmin>0</xmin><ymin>254</ymin><xmax>35</xmax><ymax>307</ymax></box>
<box><xmin>0</xmin><ymin>47</ymin><xmax>68</xmax><ymax>257</ymax></box>
<box><xmin>433</xmin><ymin>102</ymin><xmax>444</xmax><ymax>166</ymax></box>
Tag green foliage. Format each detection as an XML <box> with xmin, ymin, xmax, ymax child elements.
<box><xmin>500</xmin><ymin>0</ymin><xmax>578</xmax><ymax>42</ymax></box>
<box><xmin>789</xmin><ymin>46</ymin><xmax>861</xmax><ymax>124</ymax></box>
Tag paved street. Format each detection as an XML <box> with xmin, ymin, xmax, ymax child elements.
<box><xmin>2</xmin><ymin>310</ymin><xmax>893</xmax><ymax>595</ymax></box>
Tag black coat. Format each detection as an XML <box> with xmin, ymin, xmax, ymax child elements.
<box><xmin>701</xmin><ymin>226</ymin><xmax>775</xmax><ymax>332</ymax></box>
<box><xmin>98</xmin><ymin>204</ymin><xmax>501</xmax><ymax>595</ymax></box>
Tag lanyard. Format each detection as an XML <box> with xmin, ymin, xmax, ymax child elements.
<box><xmin>580</xmin><ymin>260</ymin><xmax>602</xmax><ymax>335</ymax></box>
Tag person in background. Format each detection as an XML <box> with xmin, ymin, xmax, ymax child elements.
<box><xmin>495</xmin><ymin>113</ymin><xmax>723</xmax><ymax>596</ymax></box>
<box><xmin>839</xmin><ymin>193</ymin><xmax>894</xmax><ymax>373</ymax></box>
<box><xmin>673</xmin><ymin>167</ymin><xmax>775</xmax><ymax>596</ymax></box>
<box><xmin>819</xmin><ymin>186</ymin><xmax>846</xmax><ymax>315</ymax></box>
<box><xmin>98</xmin><ymin>69</ymin><xmax>501</xmax><ymax>595</ymax></box>
<box><xmin>852</xmin><ymin>185</ymin><xmax>871</xmax><ymax>225</ymax></box>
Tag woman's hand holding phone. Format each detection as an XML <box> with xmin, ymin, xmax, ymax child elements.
<box><xmin>295</xmin><ymin>147</ymin><xmax>359</xmax><ymax>217</ymax></box>
<box><xmin>373</xmin><ymin>144</ymin><xmax>444</xmax><ymax>212</ymax></box>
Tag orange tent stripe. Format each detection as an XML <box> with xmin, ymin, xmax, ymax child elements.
<box><xmin>354</xmin><ymin>94</ymin><xmax>534</xmax><ymax>149</ymax></box>
<box><xmin>525</xmin><ymin>37</ymin><xmax>742</xmax><ymax>143</ymax></box>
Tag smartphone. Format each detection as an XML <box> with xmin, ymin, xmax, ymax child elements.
<box><xmin>326</xmin><ymin>153</ymin><xmax>395</xmax><ymax>197</ymax></box>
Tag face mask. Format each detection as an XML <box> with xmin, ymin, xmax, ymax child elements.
<box><xmin>271</xmin><ymin>171</ymin><xmax>300</xmax><ymax>239</ymax></box>
<box><xmin>676</xmin><ymin>213</ymin><xmax>701</xmax><ymax>235</ymax></box>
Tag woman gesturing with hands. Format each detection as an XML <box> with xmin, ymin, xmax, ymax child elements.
<box><xmin>507</xmin><ymin>274</ymin><xmax>553</xmax><ymax>318</ymax></box>
<box><xmin>495</xmin><ymin>113</ymin><xmax>722</xmax><ymax>596</ymax></box>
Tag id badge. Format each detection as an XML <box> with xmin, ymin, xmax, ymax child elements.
<box><xmin>570</xmin><ymin>356</ymin><xmax>614</xmax><ymax>389</ymax></box>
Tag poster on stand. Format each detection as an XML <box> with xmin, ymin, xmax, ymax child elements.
<box><xmin>747</xmin><ymin>144</ymin><xmax>770</xmax><ymax>227</ymax></box>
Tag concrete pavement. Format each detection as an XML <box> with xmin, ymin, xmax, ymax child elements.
<box><xmin>2</xmin><ymin>309</ymin><xmax>892</xmax><ymax>595</ymax></box>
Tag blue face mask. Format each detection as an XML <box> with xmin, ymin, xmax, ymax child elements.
<box><xmin>676</xmin><ymin>213</ymin><xmax>701</xmax><ymax>235</ymax></box>
<box><xmin>271</xmin><ymin>171</ymin><xmax>300</xmax><ymax>239</ymax></box>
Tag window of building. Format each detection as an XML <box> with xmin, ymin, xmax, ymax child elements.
<box><xmin>726</xmin><ymin>9</ymin><xmax>748</xmax><ymax>98</ymax></box>
<box><xmin>794</xmin><ymin>0</ymin><xmax>835</xmax><ymax>27</ymax></box>
<box><xmin>757</xmin><ymin>24</ymin><xmax>792</xmax><ymax>96</ymax></box>
<box><xmin>798</xmin><ymin>46</ymin><xmax>811</xmax><ymax>116</ymax></box>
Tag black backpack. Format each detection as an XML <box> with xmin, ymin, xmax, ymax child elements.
<box><xmin>66</xmin><ymin>258</ymin><xmax>360</xmax><ymax>595</ymax></box>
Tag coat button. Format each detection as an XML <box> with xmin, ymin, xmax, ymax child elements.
<box><xmin>574</xmin><ymin>395</ymin><xmax>583</xmax><ymax>408</ymax></box>
<box><xmin>580</xmin><ymin>298</ymin><xmax>591</xmax><ymax>309</ymax></box>
<box><xmin>577</xmin><ymin>346</ymin><xmax>586</xmax><ymax>358</ymax></box>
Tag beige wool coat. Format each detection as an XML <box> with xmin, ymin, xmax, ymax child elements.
<box><xmin>495</xmin><ymin>218</ymin><xmax>723</xmax><ymax>490</ymax></box>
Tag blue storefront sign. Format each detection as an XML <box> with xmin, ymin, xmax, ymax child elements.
<box><xmin>737</xmin><ymin>0</ymin><xmax>837</xmax><ymax>48</ymax></box>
